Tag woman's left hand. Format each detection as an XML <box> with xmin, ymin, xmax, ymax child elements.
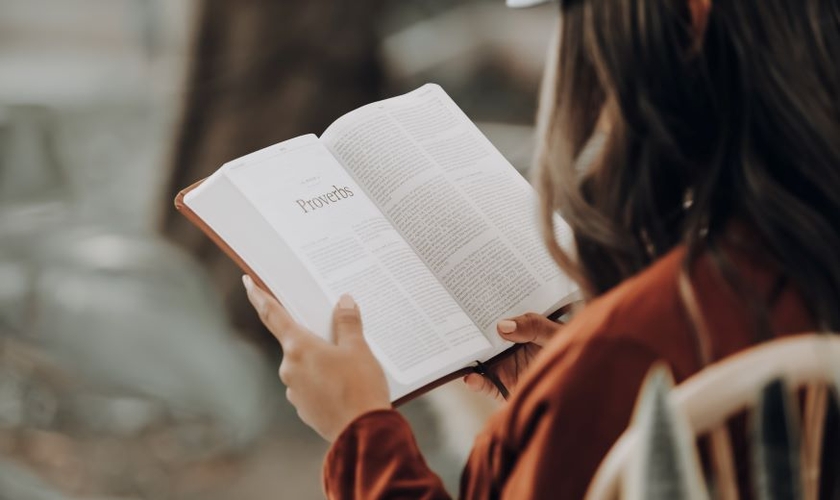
<box><xmin>243</xmin><ymin>275</ymin><xmax>391</xmax><ymax>442</ymax></box>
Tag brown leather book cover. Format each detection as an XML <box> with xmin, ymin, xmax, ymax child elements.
<box><xmin>174</xmin><ymin>182</ymin><xmax>545</xmax><ymax>406</ymax></box>
<box><xmin>174</xmin><ymin>178</ymin><xmax>276</xmax><ymax>299</ymax></box>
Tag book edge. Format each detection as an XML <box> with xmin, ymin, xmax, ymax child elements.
<box><xmin>174</xmin><ymin>180</ymin><xmax>278</xmax><ymax>301</ymax></box>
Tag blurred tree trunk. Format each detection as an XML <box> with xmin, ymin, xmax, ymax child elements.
<box><xmin>159</xmin><ymin>0</ymin><xmax>385</xmax><ymax>342</ymax></box>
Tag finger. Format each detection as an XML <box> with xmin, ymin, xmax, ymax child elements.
<box><xmin>278</xmin><ymin>362</ymin><xmax>293</xmax><ymax>386</ymax></box>
<box><xmin>497</xmin><ymin>313</ymin><xmax>562</xmax><ymax>347</ymax></box>
<box><xmin>243</xmin><ymin>275</ymin><xmax>296</xmax><ymax>343</ymax></box>
<box><xmin>463</xmin><ymin>373</ymin><xmax>488</xmax><ymax>392</ymax></box>
<box><xmin>331</xmin><ymin>294</ymin><xmax>365</xmax><ymax>348</ymax></box>
<box><xmin>285</xmin><ymin>387</ymin><xmax>297</xmax><ymax>406</ymax></box>
<box><xmin>463</xmin><ymin>374</ymin><xmax>503</xmax><ymax>400</ymax></box>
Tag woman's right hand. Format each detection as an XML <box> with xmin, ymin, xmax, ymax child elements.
<box><xmin>463</xmin><ymin>313</ymin><xmax>563</xmax><ymax>401</ymax></box>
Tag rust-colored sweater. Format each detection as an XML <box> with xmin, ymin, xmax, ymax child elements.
<box><xmin>323</xmin><ymin>244</ymin><xmax>813</xmax><ymax>499</ymax></box>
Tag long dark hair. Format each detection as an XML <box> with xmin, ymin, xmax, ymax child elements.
<box><xmin>537</xmin><ymin>0</ymin><xmax>840</xmax><ymax>332</ymax></box>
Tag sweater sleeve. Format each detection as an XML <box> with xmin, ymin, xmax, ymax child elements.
<box><xmin>323</xmin><ymin>409</ymin><xmax>452</xmax><ymax>500</ymax></box>
<box><xmin>490</xmin><ymin>337</ymin><xmax>663</xmax><ymax>500</ymax></box>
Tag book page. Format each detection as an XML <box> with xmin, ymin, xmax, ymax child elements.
<box><xmin>219</xmin><ymin>136</ymin><xmax>491</xmax><ymax>388</ymax></box>
<box><xmin>322</xmin><ymin>85</ymin><xmax>578</xmax><ymax>350</ymax></box>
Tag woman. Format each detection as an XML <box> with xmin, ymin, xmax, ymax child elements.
<box><xmin>243</xmin><ymin>0</ymin><xmax>840</xmax><ymax>497</ymax></box>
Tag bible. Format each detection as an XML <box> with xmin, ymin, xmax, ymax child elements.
<box><xmin>174</xmin><ymin>84</ymin><xmax>579</xmax><ymax>405</ymax></box>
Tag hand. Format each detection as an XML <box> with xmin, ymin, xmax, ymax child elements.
<box><xmin>243</xmin><ymin>275</ymin><xmax>391</xmax><ymax>441</ymax></box>
<box><xmin>463</xmin><ymin>313</ymin><xmax>563</xmax><ymax>401</ymax></box>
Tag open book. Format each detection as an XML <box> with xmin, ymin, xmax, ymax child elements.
<box><xmin>175</xmin><ymin>84</ymin><xmax>579</xmax><ymax>405</ymax></box>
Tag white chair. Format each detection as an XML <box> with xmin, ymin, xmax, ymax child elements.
<box><xmin>585</xmin><ymin>334</ymin><xmax>840</xmax><ymax>500</ymax></box>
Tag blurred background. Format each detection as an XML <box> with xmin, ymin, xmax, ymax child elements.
<box><xmin>0</xmin><ymin>0</ymin><xmax>556</xmax><ymax>498</ymax></box>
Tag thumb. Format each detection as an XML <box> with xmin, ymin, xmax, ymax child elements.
<box><xmin>496</xmin><ymin>313</ymin><xmax>561</xmax><ymax>347</ymax></box>
<box><xmin>331</xmin><ymin>294</ymin><xmax>365</xmax><ymax>348</ymax></box>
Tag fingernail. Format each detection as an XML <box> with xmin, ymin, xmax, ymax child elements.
<box><xmin>498</xmin><ymin>320</ymin><xmax>517</xmax><ymax>334</ymax></box>
<box><xmin>242</xmin><ymin>275</ymin><xmax>254</xmax><ymax>291</ymax></box>
<box><xmin>338</xmin><ymin>294</ymin><xmax>355</xmax><ymax>310</ymax></box>
<box><xmin>464</xmin><ymin>375</ymin><xmax>481</xmax><ymax>391</ymax></box>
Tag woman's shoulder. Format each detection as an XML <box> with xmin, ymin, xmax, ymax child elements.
<box><xmin>545</xmin><ymin>245</ymin><xmax>696</xmax><ymax>368</ymax></box>
<box><xmin>505</xmin><ymin>236</ymin><xmax>807</xmax><ymax>426</ymax></box>
<box><xmin>496</xmin><ymin>246</ymin><xmax>696</xmax><ymax>439</ymax></box>
<box><xmin>480</xmin><ymin>251</ymin><xmax>694</xmax><ymax>495</ymax></box>
<box><xmin>478</xmin><ymin>239</ymin><xmax>812</xmax><ymax>497</ymax></box>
